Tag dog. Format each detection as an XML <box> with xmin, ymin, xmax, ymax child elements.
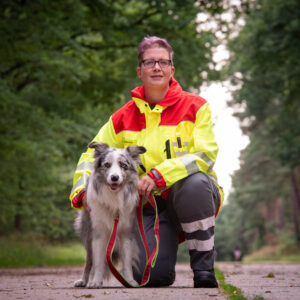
<box><xmin>74</xmin><ymin>142</ymin><xmax>146</xmax><ymax>288</ymax></box>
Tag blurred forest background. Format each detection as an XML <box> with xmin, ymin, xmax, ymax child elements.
<box><xmin>0</xmin><ymin>0</ymin><xmax>299</xmax><ymax>265</ymax></box>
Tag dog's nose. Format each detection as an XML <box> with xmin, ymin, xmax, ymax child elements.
<box><xmin>111</xmin><ymin>175</ymin><xmax>119</xmax><ymax>182</ymax></box>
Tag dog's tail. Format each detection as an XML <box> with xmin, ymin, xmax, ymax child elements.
<box><xmin>74</xmin><ymin>210</ymin><xmax>92</xmax><ymax>249</ymax></box>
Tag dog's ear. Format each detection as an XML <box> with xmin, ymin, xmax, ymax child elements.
<box><xmin>126</xmin><ymin>146</ymin><xmax>146</xmax><ymax>160</ymax></box>
<box><xmin>88</xmin><ymin>142</ymin><xmax>109</xmax><ymax>158</ymax></box>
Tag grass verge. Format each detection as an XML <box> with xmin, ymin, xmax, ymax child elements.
<box><xmin>215</xmin><ymin>267</ymin><xmax>248</xmax><ymax>300</ymax></box>
<box><xmin>0</xmin><ymin>235</ymin><xmax>85</xmax><ymax>267</ymax></box>
<box><xmin>243</xmin><ymin>254</ymin><xmax>300</xmax><ymax>263</ymax></box>
<box><xmin>215</xmin><ymin>268</ymin><xmax>265</xmax><ymax>300</ymax></box>
<box><xmin>242</xmin><ymin>245</ymin><xmax>300</xmax><ymax>263</ymax></box>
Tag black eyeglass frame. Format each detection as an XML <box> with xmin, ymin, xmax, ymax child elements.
<box><xmin>141</xmin><ymin>59</ymin><xmax>172</xmax><ymax>68</ymax></box>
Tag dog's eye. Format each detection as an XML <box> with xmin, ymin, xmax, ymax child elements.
<box><xmin>104</xmin><ymin>162</ymin><xmax>111</xmax><ymax>168</ymax></box>
<box><xmin>119</xmin><ymin>162</ymin><xmax>128</xmax><ymax>170</ymax></box>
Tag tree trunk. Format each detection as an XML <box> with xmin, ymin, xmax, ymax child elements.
<box><xmin>15</xmin><ymin>180</ymin><xmax>24</xmax><ymax>232</ymax></box>
<box><xmin>296</xmin><ymin>166</ymin><xmax>300</xmax><ymax>207</ymax></box>
<box><xmin>14</xmin><ymin>211</ymin><xmax>22</xmax><ymax>232</ymax></box>
<box><xmin>290</xmin><ymin>168</ymin><xmax>300</xmax><ymax>242</ymax></box>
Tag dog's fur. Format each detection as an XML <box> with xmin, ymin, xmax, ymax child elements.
<box><xmin>74</xmin><ymin>142</ymin><xmax>146</xmax><ymax>288</ymax></box>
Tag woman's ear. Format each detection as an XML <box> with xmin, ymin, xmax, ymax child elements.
<box><xmin>137</xmin><ymin>66</ymin><xmax>141</xmax><ymax>79</ymax></box>
<box><xmin>171</xmin><ymin>66</ymin><xmax>175</xmax><ymax>77</ymax></box>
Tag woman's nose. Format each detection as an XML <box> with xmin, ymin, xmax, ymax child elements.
<box><xmin>153</xmin><ymin>61</ymin><xmax>162</xmax><ymax>69</ymax></box>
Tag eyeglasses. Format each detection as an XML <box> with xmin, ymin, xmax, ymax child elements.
<box><xmin>141</xmin><ymin>59</ymin><xmax>172</xmax><ymax>69</ymax></box>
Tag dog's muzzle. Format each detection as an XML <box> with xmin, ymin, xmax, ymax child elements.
<box><xmin>109</xmin><ymin>175</ymin><xmax>121</xmax><ymax>191</ymax></box>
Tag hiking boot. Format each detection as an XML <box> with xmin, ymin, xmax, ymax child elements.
<box><xmin>193</xmin><ymin>270</ymin><xmax>219</xmax><ymax>288</ymax></box>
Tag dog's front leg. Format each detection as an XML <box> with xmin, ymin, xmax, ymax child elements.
<box><xmin>120</xmin><ymin>237</ymin><xmax>138</xmax><ymax>286</ymax></box>
<box><xmin>87</xmin><ymin>235</ymin><xmax>106</xmax><ymax>288</ymax></box>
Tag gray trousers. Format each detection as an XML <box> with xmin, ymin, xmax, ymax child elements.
<box><xmin>133</xmin><ymin>172</ymin><xmax>221</xmax><ymax>287</ymax></box>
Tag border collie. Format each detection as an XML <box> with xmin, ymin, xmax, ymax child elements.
<box><xmin>74</xmin><ymin>142</ymin><xmax>146</xmax><ymax>288</ymax></box>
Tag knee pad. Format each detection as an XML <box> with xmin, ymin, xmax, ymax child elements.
<box><xmin>147</xmin><ymin>269</ymin><xmax>176</xmax><ymax>287</ymax></box>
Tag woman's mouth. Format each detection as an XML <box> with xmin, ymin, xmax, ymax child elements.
<box><xmin>151</xmin><ymin>75</ymin><xmax>163</xmax><ymax>79</ymax></box>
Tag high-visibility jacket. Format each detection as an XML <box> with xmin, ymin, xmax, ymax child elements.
<box><xmin>70</xmin><ymin>78</ymin><xmax>224</xmax><ymax>209</ymax></box>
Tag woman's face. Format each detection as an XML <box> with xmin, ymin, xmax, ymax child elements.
<box><xmin>137</xmin><ymin>47</ymin><xmax>175</xmax><ymax>90</ymax></box>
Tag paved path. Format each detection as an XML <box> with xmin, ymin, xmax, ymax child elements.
<box><xmin>1</xmin><ymin>262</ymin><xmax>299</xmax><ymax>299</ymax></box>
<box><xmin>0</xmin><ymin>264</ymin><xmax>226</xmax><ymax>300</ymax></box>
<box><xmin>216</xmin><ymin>262</ymin><xmax>300</xmax><ymax>300</ymax></box>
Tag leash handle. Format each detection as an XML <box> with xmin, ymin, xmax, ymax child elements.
<box><xmin>106</xmin><ymin>194</ymin><xmax>159</xmax><ymax>288</ymax></box>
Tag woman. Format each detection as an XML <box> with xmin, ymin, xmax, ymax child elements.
<box><xmin>70</xmin><ymin>36</ymin><xmax>224</xmax><ymax>288</ymax></box>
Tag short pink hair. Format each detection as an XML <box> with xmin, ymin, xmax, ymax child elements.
<box><xmin>138</xmin><ymin>36</ymin><xmax>174</xmax><ymax>66</ymax></box>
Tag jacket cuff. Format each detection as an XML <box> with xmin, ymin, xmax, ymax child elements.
<box><xmin>72</xmin><ymin>190</ymin><xmax>85</xmax><ymax>209</ymax></box>
<box><xmin>147</xmin><ymin>168</ymin><xmax>166</xmax><ymax>188</ymax></box>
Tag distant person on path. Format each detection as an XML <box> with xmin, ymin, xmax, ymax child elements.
<box><xmin>70</xmin><ymin>36</ymin><xmax>224</xmax><ymax>288</ymax></box>
<box><xmin>233</xmin><ymin>246</ymin><xmax>242</xmax><ymax>261</ymax></box>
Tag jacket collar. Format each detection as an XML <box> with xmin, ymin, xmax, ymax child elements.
<box><xmin>131</xmin><ymin>78</ymin><xmax>182</xmax><ymax>108</ymax></box>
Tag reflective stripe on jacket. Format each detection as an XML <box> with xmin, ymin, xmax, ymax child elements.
<box><xmin>69</xmin><ymin>78</ymin><xmax>224</xmax><ymax>208</ymax></box>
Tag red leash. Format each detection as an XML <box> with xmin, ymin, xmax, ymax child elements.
<box><xmin>106</xmin><ymin>194</ymin><xmax>159</xmax><ymax>287</ymax></box>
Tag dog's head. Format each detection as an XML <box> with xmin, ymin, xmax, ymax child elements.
<box><xmin>88</xmin><ymin>142</ymin><xmax>146</xmax><ymax>192</ymax></box>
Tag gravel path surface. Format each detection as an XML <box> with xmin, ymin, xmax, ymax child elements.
<box><xmin>0</xmin><ymin>263</ymin><xmax>226</xmax><ymax>300</ymax></box>
<box><xmin>216</xmin><ymin>262</ymin><xmax>300</xmax><ymax>300</ymax></box>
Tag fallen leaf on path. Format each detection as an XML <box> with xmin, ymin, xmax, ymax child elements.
<box><xmin>263</xmin><ymin>272</ymin><xmax>275</xmax><ymax>278</ymax></box>
<box><xmin>74</xmin><ymin>294</ymin><xmax>94</xmax><ymax>298</ymax></box>
<box><xmin>44</xmin><ymin>282</ymin><xmax>52</xmax><ymax>287</ymax></box>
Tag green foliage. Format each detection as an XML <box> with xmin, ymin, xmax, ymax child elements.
<box><xmin>216</xmin><ymin>0</ymin><xmax>300</xmax><ymax>260</ymax></box>
<box><xmin>227</xmin><ymin>0</ymin><xmax>300</xmax><ymax>168</ymax></box>
<box><xmin>276</xmin><ymin>230</ymin><xmax>299</xmax><ymax>255</ymax></box>
<box><xmin>215</xmin><ymin>128</ymin><xmax>295</xmax><ymax>259</ymax></box>
<box><xmin>0</xmin><ymin>235</ymin><xmax>85</xmax><ymax>267</ymax></box>
<box><xmin>176</xmin><ymin>242</ymin><xmax>189</xmax><ymax>262</ymax></box>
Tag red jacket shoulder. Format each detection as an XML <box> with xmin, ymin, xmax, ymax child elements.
<box><xmin>160</xmin><ymin>92</ymin><xmax>207</xmax><ymax>125</ymax></box>
<box><xmin>112</xmin><ymin>100</ymin><xmax>146</xmax><ymax>134</ymax></box>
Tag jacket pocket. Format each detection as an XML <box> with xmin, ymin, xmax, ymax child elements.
<box><xmin>122</xmin><ymin>137</ymin><xmax>137</xmax><ymax>147</ymax></box>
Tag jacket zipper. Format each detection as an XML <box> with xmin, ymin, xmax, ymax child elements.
<box><xmin>164</xmin><ymin>139</ymin><xmax>171</xmax><ymax>159</ymax></box>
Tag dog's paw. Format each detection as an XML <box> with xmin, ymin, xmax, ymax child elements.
<box><xmin>74</xmin><ymin>279</ymin><xmax>87</xmax><ymax>287</ymax></box>
<box><xmin>87</xmin><ymin>281</ymin><xmax>103</xmax><ymax>289</ymax></box>
<box><xmin>128</xmin><ymin>279</ymin><xmax>138</xmax><ymax>287</ymax></box>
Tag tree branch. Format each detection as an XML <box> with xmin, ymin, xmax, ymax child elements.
<box><xmin>1</xmin><ymin>62</ymin><xmax>24</xmax><ymax>78</ymax></box>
